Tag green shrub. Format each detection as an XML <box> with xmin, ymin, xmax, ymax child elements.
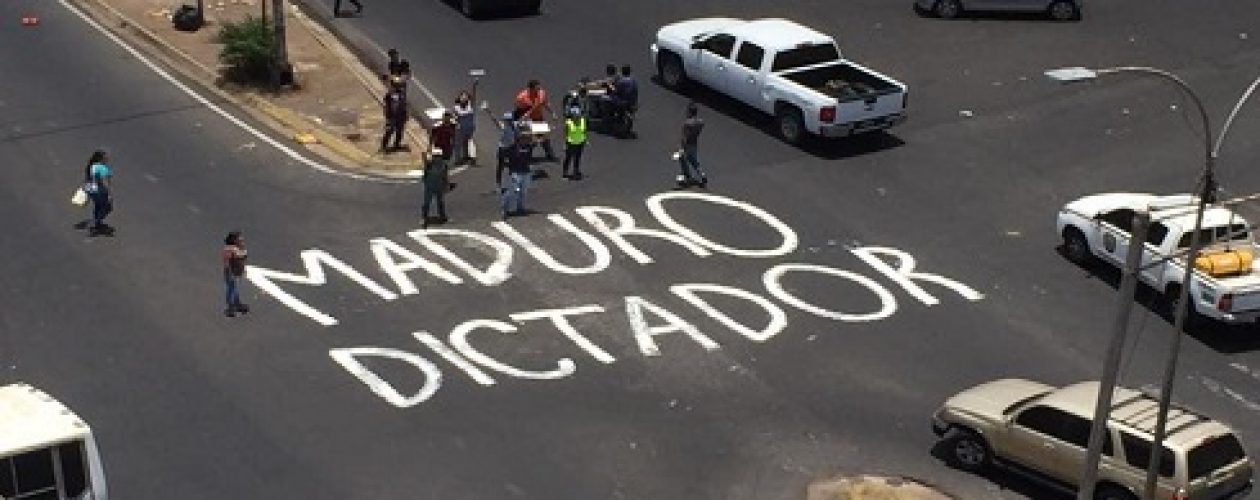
<box><xmin>217</xmin><ymin>16</ymin><xmax>273</xmax><ymax>84</ymax></box>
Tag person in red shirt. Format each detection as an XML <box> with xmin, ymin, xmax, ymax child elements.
<box><xmin>513</xmin><ymin>79</ymin><xmax>557</xmax><ymax>162</ymax></box>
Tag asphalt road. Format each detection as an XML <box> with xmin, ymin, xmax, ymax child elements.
<box><xmin>2</xmin><ymin>0</ymin><xmax>1259</xmax><ymax>499</ymax></box>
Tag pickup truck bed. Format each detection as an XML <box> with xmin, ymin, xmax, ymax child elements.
<box><xmin>781</xmin><ymin>64</ymin><xmax>900</xmax><ymax>102</ymax></box>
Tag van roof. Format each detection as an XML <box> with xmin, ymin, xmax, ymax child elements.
<box><xmin>1043</xmin><ymin>381</ymin><xmax>1236</xmax><ymax>450</ymax></box>
<box><xmin>725</xmin><ymin>18</ymin><xmax>835</xmax><ymax>52</ymax></box>
<box><xmin>0</xmin><ymin>383</ymin><xmax>90</xmax><ymax>456</ymax></box>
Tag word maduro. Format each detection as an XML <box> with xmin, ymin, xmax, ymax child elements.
<box><xmin>246</xmin><ymin>192</ymin><xmax>984</xmax><ymax>407</ymax></box>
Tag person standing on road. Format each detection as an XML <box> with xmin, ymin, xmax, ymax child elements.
<box><xmin>380</xmin><ymin>78</ymin><xmax>408</xmax><ymax>153</ymax></box>
<box><xmin>499</xmin><ymin>134</ymin><xmax>533</xmax><ymax>219</ymax></box>
<box><xmin>333</xmin><ymin>0</ymin><xmax>362</xmax><ymax>17</ymax></box>
<box><xmin>488</xmin><ymin>109</ymin><xmax>524</xmax><ymax>176</ymax></box>
<box><xmin>514</xmin><ymin>79</ymin><xmax>557</xmax><ymax>161</ymax></box>
<box><xmin>452</xmin><ymin>79</ymin><xmax>479</xmax><ymax>166</ymax></box>
<box><xmin>678</xmin><ymin>102</ymin><xmax>707</xmax><ymax>188</ymax></box>
<box><xmin>222</xmin><ymin>231</ymin><xmax>249</xmax><ymax>317</ymax></box>
<box><xmin>83</xmin><ymin>150</ymin><xmax>115</xmax><ymax>236</ymax></box>
<box><xmin>562</xmin><ymin>106</ymin><xmax>587</xmax><ymax>180</ymax></box>
<box><xmin>421</xmin><ymin>149</ymin><xmax>451</xmax><ymax>228</ymax></box>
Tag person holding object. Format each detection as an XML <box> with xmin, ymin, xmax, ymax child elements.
<box><xmin>83</xmin><ymin>150</ymin><xmax>114</xmax><ymax>236</ymax></box>
<box><xmin>562</xmin><ymin>106</ymin><xmax>587</xmax><ymax>180</ymax></box>
<box><xmin>452</xmin><ymin>79</ymin><xmax>479</xmax><ymax>166</ymax></box>
<box><xmin>513</xmin><ymin>79</ymin><xmax>557</xmax><ymax>161</ymax></box>
<box><xmin>222</xmin><ymin>231</ymin><xmax>249</xmax><ymax>317</ymax></box>
<box><xmin>380</xmin><ymin>77</ymin><xmax>408</xmax><ymax>153</ymax></box>
<box><xmin>500</xmin><ymin>134</ymin><xmax>533</xmax><ymax>219</ymax></box>
<box><xmin>421</xmin><ymin>149</ymin><xmax>452</xmax><ymax>228</ymax></box>
<box><xmin>677</xmin><ymin>102</ymin><xmax>707</xmax><ymax>188</ymax></box>
<box><xmin>488</xmin><ymin>108</ymin><xmax>524</xmax><ymax>180</ymax></box>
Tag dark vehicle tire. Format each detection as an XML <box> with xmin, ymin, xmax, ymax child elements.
<box><xmin>1062</xmin><ymin>227</ymin><xmax>1091</xmax><ymax>264</ymax></box>
<box><xmin>945</xmin><ymin>428</ymin><xmax>991</xmax><ymax>472</ymax></box>
<box><xmin>776</xmin><ymin>105</ymin><xmax>806</xmax><ymax>145</ymax></box>
<box><xmin>1048</xmin><ymin>0</ymin><xmax>1079</xmax><ymax>21</ymax></box>
<box><xmin>933</xmin><ymin>0</ymin><xmax>962</xmax><ymax>19</ymax></box>
<box><xmin>525</xmin><ymin>0</ymin><xmax>541</xmax><ymax>15</ymax></box>
<box><xmin>1164</xmin><ymin>284</ymin><xmax>1202</xmax><ymax>327</ymax></box>
<box><xmin>1093</xmin><ymin>485</ymin><xmax>1137</xmax><ymax>500</ymax></box>
<box><xmin>912</xmin><ymin>3</ymin><xmax>931</xmax><ymax>16</ymax></box>
<box><xmin>658</xmin><ymin>52</ymin><xmax>686</xmax><ymax>90</ymax></box>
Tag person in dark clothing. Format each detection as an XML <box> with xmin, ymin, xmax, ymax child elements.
<box><xmin>499</xmin><ymin>135</ymin><xmax>534</xmax><ymax>218</ymax></box>
<box><xmin>489</xmin><ymin>108</ymin><xmax>525</xmax><ymax>180</ymax></box>
<box><xmin>421</xmin><ymin>150</ymin><xmax>451</xmax><ymax>228</ymax></box>
<box><xmin>222</xmin><ymin>231</ymin><xmax>249</xmax><ymax>317</ymax></box>
<box><xmin>380</xmin><ymin>79</ymin><xmax>408</xmax><ymax>153</ymax></box>
<box><xmin>430</xmin><ymin>111</ymin><xmax>456</xmax><ymax>158</ymax></box>
<box><xmin>678</xmin><ymin>102</ymin><xmax>707</xmax><ymax>188</ymax></box>
<box><xmin>333</xmin><ymin>0</ymin><xmax>362</xmax><ymax>17</ymax></box>
<box><xmin>615</xmin><ymin>65</ymin><xmax>639</xmax><ymax>112</ymax></box>
<box><xmin>84</xmin><ymin>150</ymin><xmax>115</xmax><ymax>236</ymax></box>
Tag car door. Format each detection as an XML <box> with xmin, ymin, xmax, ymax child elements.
<box><xmin>1095</xmin><ymin>208</ymin><xmax>1136</xmax><ymax>267</ymax></box>
<box><xmin>1005</xmin><ymin>405</ymin><xmax>1092</xmax><ymax>484</ymax></box>
<box><xmin>725</xmin><ymin>40</ymin><xmax>767</xmax><ymax>109</ymax></box>
<box><xmin>690</xmin><ymin>34</ymin><xmax>736</xmax><ymax>90</ymax></box>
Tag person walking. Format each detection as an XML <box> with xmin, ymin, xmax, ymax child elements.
<box><xmin>513</xmin><ymin>79</ymin><xmax>557</xmax><ymax>161</ymax></box>
<box><xmin>499</xmin><ymin>134</ymin><xmax>533</xmax><ymax>219</ymax></box>
<box><xmin>222</xmin><ymin>231</ymin><xmax>249</xmax><ymax>317</ymax></box>
<box><xmin>677</xmin><ymin>102</ymin><xmax>707</xmax><ymax>188</ymax></box>
<box><xmin>380</xmin><ymin>78</ymin><xmax>408</xmax><ymax>153</ymax></box>
<box><xmin>333</xmin><ymin>0</ymin><xmax>361</xmax><ymax>17</ymax></box>
<box><xmin>421</xmin><ymin>149</ymin><xmax>451</xmax><ymax>228</ymax></box>
<box><xmin>562</xmin><ymin>106</ymin><xmax>587</xmax><ymax>180</ymax></box>
<box><xmin>452</xmin><ymin>79</ymin><xmax>479</xmax><ymax>166</ymax></box>
<box><xmin>83</xmin><ymin>150</ymin><xmax>114</xmax><ymax>236</ymax></box>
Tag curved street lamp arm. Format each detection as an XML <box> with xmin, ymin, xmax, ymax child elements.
<box><xmin>1100</xmin><ymin>66</ymin><xmax>1213</xmax><ymax>163</ymax></box>
<box><xmin>1214</xmin><ymin>73</ymin><xmax>1260</xmax><ymax>157</ymax></box>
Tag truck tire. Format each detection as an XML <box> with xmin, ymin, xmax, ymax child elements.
<box><xmin>776</xmin><ymin>105</ymin><xmax>806</xmax><ymax>145</ymax></box>
<box><xmin>1062</xmin><ymin>227</ymin><xmax>1091</xmax><ymax>264</ymax></box>
<box><xmin>944</xmin><ymin>428</ymin><xmax>991</xmax><ymax>472</ymax></box>
<box><xmin>933</xmin><ymin>0</ymin><xmax>962</xmax><ymax>19</ymax></box>
<box><xmin>1164</xmin><ymin>284</ymin><xmax>1202</xmax><ymax>327</ymax></box>
<box><xmin>657</xmin><ymin>52</ymin><xmax>686</xmax><ymax>90</ymax></box>
<box><xmin>1048</xmin><ymin>0</ymin><xmax>1079</xmax><ymax>21</ymax></box>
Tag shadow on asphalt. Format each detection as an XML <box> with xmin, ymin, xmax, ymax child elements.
<box><xmin>437</xmin><ymin>1</ymin><xmax>541</xmax><ymax>21</ymax></box>
<box><xmin>928</xmin><ymin>441</ymin><xmax>1071</xmax><ymax>500</ymax></box>
<box><xmin>1055</xmin><ymin>246</ymin><xmax>1260</xmax><ymax>354</ymax></box>
<box><xmin>651</xmin><ymin>76</ymin><xmax>906</xmax><ymax>161</ymax></box>
<box><xmin>912</xmin><ymin>8</ymin><xmax>1077</xmax><ymax>23</ymax></box>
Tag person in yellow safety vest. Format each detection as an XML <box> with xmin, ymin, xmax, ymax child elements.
<box><xmin>562</xmin><ymin>106</ymin><xmax>587</xmax><ymax>180</ymax></box>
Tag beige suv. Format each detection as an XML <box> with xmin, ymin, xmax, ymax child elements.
<box><xmin>931</xmin><ymin>379</ymin><xmax>1253</xmax><ymax>500</ymax></box>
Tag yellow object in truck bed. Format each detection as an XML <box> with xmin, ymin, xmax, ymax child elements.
<box><xmin>1194</xmin><ymin>248</ymin><xmax>1254</xmax><ymax>276</ymax></box>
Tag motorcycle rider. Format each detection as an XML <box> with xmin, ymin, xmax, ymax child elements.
<box><xmin>611</xmin><ymin>65</ymin><xmax>638</xmax><ymax>135</ymax></box>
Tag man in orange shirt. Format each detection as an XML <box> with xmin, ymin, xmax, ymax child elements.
<box><xmin>513</xmin><ymin>79</ymin><xmax>558</xmax><ymax>162</ymax></box>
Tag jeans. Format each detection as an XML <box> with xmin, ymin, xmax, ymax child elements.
<box><xmin>381</xmin><ymin>120</ymin><xmax>405</xmax><ymax>151</ymax></box>
<box><xmin>678</xmin><ymin>145</ymin><xmax>706</xmax><ymax>182</ymax></box>
<box><xmin>562</xmin><ymin>142</ymin><xmax>584</xmax><ymax>176</ymax></box>
<box><xmin>453</xmin><ymin>126</ymin><xmax>475</xmax><ymax>164</ymax></box>
<box><xmin>225</xmin><ymin>273</ymin><xmax>241</xmax><ymax>309</ymax></box>
<box><xmin>500</xmin><ymin>171</ymin><xmax>530</xmax><ymax>214</ymax></box>
<box><xmin>422</xmin><ymin>187</ymin><xmax>446</xmax><ymax>220</ymax></box>
<box><xmin>90</xmin><ymin>192</ymin><xmax>112</xmax><ymax>227</ymax></box>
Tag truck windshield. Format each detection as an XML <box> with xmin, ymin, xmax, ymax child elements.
<box><xmin>772</xmin><ymin>43</ymin><xmax>840</xmax><ymax>72</ymax></box>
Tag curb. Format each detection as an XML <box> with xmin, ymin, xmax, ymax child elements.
<box><xmin>66</xmin><ymin>0</ymin><xmax>425</xmax><ymax>177</ymax></box>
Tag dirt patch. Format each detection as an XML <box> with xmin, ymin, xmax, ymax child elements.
<box><xmin>807</xmin><ymin>475</ymin><xmax>954</xmax><ymax>500</ymax></box>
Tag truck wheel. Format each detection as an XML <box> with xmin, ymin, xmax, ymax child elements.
<box><xmin>1094</xmin><ymin>485</ymin><xmax>1137</xmax><ymax>500</ymax></box>
<box><xmin>776</xmin><ymin>106</ymin><xmax>806</xmax><ymax>145</ymax></box>
<box><xmin>1164</xmin><ymin>284</ymin><xmax>1202</xmax><ymax>327</ymax></box>
<box><xmin>1048</xmin><ymin>0</ymin><xmax>1079</xmax><ymax>21</ymax></box>
<box><xmin>945</xmin><ymin>428</ymin><xmax>991</xmax><ymax>472</ymax></box>
<box><xmin>1062</xmin><ymin>227</ymin><xmax>1091</xmax><ymax>264</ymax></box>
<box><xmin>933</xmin><ymin>0</ymin><xmax>962</xmax><ymax>19</ymax></box>
<box><xmin>658</xmin><ymin>53</ymin><xmax>686</xmax><ymax>90</ymax></box>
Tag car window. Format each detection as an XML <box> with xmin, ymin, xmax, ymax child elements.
<box><xmin>702</xmin><ymin>34</ymin><xmax>736</xmax><ymax>58</ymax></box>
<box><xmin>735</xmin><ymin>42</ymin><xmax>766</xmax><ymax>70</ymax></box>
<box><xmin>1014</xmin><ymin>406</ymin><xmax>1111</xmax><ymax>453</ymax></box>
<box><xmin>1121</xmin><ymin>432</ymin><xmax>1175</xmax><ymax>477</ymax></box>
<box><xmin>1098</xmin><ymin>209</ymin><xmax>1136</xmax><ymax>233</ymax></box>
<box><xmin>1147</xmin><ymin>222</ymin><xmax>1170</xmax><ymax>246</ymax></box>
<box><xmin>1177</xmin><ymin>224</ymin><xmax>1250</xmax><ymax>249</ymax></box>
<box><xmin>4</xmin><ymin>447</ymin><xmax>58</xmax><ymax>499</ymax></box>
<box><xmin>58</xmin><ymin>441</ymin><xmax>89</xmax><ymax>496</ymax></box>
<box><xmin>1188</xmin><ymin>434</ymin><xmax>1246</xmax><ymax>481</ymax></box>
<box><xmin>771</xmin><ymin>43</ymin><xmax>841</xmax><ymax>72</ymax></box>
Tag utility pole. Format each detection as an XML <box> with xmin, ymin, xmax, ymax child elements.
<box><xmin>270</xmin><ymin>0</ymin><xmax>290</xmax><ymax>88</ymax></box>
<box><xmin>1077</xmin><ymin>210</ymin><xmax>1150</xmax><ymax>500</ymax></box>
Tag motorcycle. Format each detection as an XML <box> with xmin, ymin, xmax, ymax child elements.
<box><xmin>564</xmin><ymin>83</ymin><xmax>635</xmax><ymax>138</ymax></box>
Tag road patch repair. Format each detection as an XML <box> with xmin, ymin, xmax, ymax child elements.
<box><xmin>808</xmin><ymin>475</ymin><xmax>954</xmax><ymax>500</ymax></box>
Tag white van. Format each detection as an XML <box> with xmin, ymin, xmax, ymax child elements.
<box><xmin>0</xmin><ymin>383</ymin><xmax>107</xmax><ymax>499</ymax></box>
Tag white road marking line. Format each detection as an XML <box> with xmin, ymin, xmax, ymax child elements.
<box><xmin>187</xmin><ymin>204</ymin><xmax>202</xmax><ymax>214</ymax></box>
<box><xmin>143</xmin><ymin>173</ymin><xmax>159</xmax><ymax>183</ymax></box>
<box><xmin>1230</xmin><ymin>362</ymin><xmax>1260</xmax><ymax>380</ymax></box>
<box><xmin>58</xmin><ymin>0</ymin><xmax>413</xmax><ymax>185</ymax></box>
<box><xmin>1196</xmin><ymin>375</ymin><xmax>1260</xmax><ymax>412</ymax></box>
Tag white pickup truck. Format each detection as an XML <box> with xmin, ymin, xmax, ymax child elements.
<box><xmin>1057</xmin><ymin>192</ymin><xmax>1260</xmax><ymax>325</ymax></box>
<box><xmin>651</xmin><ymin>18</ymin><xmax>908</xmax><ymax>144</ymax></box>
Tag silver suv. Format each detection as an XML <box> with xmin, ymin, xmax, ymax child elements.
<box><xmin>932</xmin><ymin>379</ymin><xmax>1253</xmax><ymax>499</ymax></box>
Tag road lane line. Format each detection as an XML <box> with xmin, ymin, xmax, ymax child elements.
<box><xmin>58</xmin><ymin>0</ymin><xmax>413</xmax><ymax>184</ymax></box>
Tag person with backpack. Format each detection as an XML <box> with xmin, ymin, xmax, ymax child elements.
<box><xmin>83</xmin><ymin>150</ymin><xmax>114</xmax><ymax>236</ymax></box>
<box><xmin>222</xmin><ymin>231</ymin><xmax>249</xmax><ymax>317</ymax></box>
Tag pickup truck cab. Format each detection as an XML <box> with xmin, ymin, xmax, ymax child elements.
<box><xmin>651</xmin><ymin>18</ymin><xmax>908</xmax><ymax>144</ymax></box>
<box><xmin>1056</xmin><ymin>192</ymin><xmax>1260</xmax><ymax>325</ymax></box>
<box><xmin>0</xmin><ymin>383</ymin><xmax>108</xmax><ymax>499</ymax></box>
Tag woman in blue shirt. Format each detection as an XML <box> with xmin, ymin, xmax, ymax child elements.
<box><xmin>83</xmin><ymin>150</ymin><xmax>114</xmax><ymax>236</ymax></box>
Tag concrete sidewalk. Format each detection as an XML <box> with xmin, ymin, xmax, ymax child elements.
<box><xmin>69</xmin><ymin>0</ymin><xmax>429</xmax><ymax>177</ymax></box>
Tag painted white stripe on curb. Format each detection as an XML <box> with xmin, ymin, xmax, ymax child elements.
<box><xmin>59</xmin><ymin>0</ymin><xmax>414</xmax><ymax>184</ymax></box>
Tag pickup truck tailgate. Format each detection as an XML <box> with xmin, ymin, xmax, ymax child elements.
<box><xmin>781</xmin><ymin>61</ymin><xmax>905</xmax><ymax>125</ymax></box>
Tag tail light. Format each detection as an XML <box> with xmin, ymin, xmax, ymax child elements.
<box><xmin>1218</xmin><ymin>293</ymin><xmax>1234</xmax><ymax>312</ymax></box>
<box><xmin>820</xmin><ymin>106</ymin><xmax>836</xmax><ymax>123</ymax></box>
<box><xmin>1173</xmin><ymin>487</ymin><xmax>1189</xmax><ymax>500</ymax></box>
